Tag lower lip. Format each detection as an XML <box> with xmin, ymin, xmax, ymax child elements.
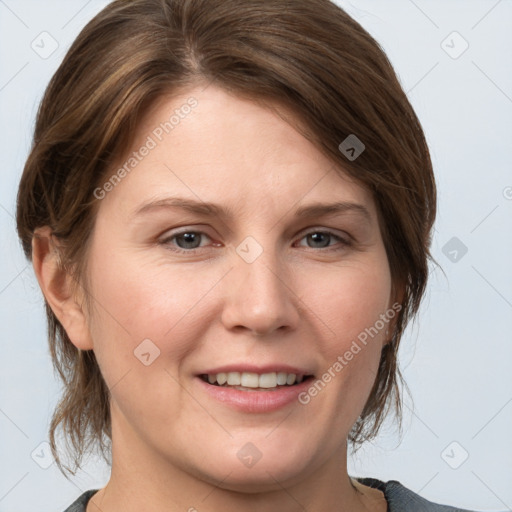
<box><xmin>195</xmin><ymin>376</ymin><xmax>315</xmax><ymax>413</ymax></box>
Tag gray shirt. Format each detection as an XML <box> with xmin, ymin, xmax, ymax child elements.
<box><xmin>62</xmin><ymin>476</ymin><xmax>484</xmax><ymax>511</ymax></box>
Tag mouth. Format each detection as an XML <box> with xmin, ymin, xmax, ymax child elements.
<box><xmin>195</xmin><ymin>369</ymin><xmax>317</xmax><ymax>412</ymax></box>
<box><xmin>198</xmin><ymin>371</ymin><xmax>315</xmax><ymax>391</ymax></box>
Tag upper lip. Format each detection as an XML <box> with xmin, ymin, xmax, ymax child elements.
<box><xmin>198</xmin><ymin>364</ymin><xmax>314</xmax><ymax>376</ymax></box>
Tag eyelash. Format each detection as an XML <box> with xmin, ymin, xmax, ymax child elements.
<box><xmin>159</xmin><ymin>228</ymin><xmax>352</xmax><ymax>255</ymax></box>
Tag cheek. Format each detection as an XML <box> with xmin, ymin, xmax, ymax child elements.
<box><xmin>297</xmin><ymin>256</ymin><xmax>392</xmax><ymax>408</ymax></box>
<box><xmin>301</xmin><ymin>256</ymin><xmax>393</xmax><ymax>351</ymax></box>
<box><xmin>290</xmin><ymin>257</ymin><xmax>392</xmax><ymax>441</ymax></box>
<box><xmin>83</xmin><ymin>246</ymin><xmax>221</xmax><ymax>386</ymax></box>
<box><xmin>90</xmin><ymin>237</ymin><xmax>208</xmax><ymax>325</ymax></box>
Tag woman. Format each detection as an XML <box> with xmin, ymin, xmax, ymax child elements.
<box><xmin>16</xmin><ymin>0</ymin><xmax>481</xmax><ymax>511</ymax></box>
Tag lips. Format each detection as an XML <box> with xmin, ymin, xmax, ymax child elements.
<box><xmin>195</xmin><ymin>371</ymin><xmax>316</xmax><ymax>413</ymax></box>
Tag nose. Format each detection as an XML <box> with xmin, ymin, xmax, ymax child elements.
<box><xmin>220</xmin><ymin>245</ymin><xmax>301</xmax><ymax>337</ymax></box>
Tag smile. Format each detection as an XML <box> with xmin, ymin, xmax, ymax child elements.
<box><xmin>196</xmin><ymin>371</ymin><xmax>316</xmax><ymax>413</ymax></box>
<box><xmin>200</xmin><ymin>371</ymin><xmax>313</xmax><ymax>390</ymax></box>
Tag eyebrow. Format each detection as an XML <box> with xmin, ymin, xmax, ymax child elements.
<box><xmin>134</xmin><ymin>197</ymin><xmax>372</xmax><ymax>224</ymax></box>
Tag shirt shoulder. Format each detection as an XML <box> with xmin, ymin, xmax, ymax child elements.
<box><xmin>62</xmin><ymin>490</ymin><xmax>99</xmax><ymax>512</ymax></box>
<box><xmin>355</xmin><ymin>476</ymin><xmax>483</xmax><ymax>512</ymax></box>
<box><xmin>63</xmin><ymin>480</ymin><xmax>500</xmax><ymax>512</ymax></box>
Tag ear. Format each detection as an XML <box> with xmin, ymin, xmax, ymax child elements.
<box><xmin>31</xmin><ymin>226</ymin><xmax>94</xmax><ymax>350</ymax></box>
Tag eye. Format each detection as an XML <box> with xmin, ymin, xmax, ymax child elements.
<box><xmin>160</xmin><ymin>230</ymin><xmax>213</xmax><ymax>253</ymax></box>
<box><xmin>295</xmin><ymin>230</ymin><xmax>351</xmax><ymax>251</ymax></box>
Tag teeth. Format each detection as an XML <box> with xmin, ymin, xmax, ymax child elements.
<box><xmin>276</xmin><ymin>372</ymin><xmax>288</xmax><ymax>385</ymax></box>
<box><xmin>204</xmin><ymin>371</ymin><xmax>307</xmax><ymax>389</ymax></box>
<box><xmin>259</xmin><ymin>373</ymin><xmax>277</xmax><ymax>388</ymax></box>
<box><xmin>227</xmin><ymin>372</ymin><xmax>241</xmax><ymax>385</ymax></box>
<box><xmin>241</xmin><ymin>372</ymin><xmax>259</xmax><ymax>387</ymax></box>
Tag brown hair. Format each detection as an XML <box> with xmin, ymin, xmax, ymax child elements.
<box><xmin>16</xmin><ymin>0</ymin><xmax>436</xmax><ymax>477</ymax></box>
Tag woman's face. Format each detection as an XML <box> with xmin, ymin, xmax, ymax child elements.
<box><xmin>81</xmin><ymin>84</ymin><xmax>396</xmax><ymax>489</ymax></box>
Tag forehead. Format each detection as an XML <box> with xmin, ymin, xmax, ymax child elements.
<box><xmin>98</xmin><ymin>84</ymin><xmax>377</xmax><ymax>222</ymax></box>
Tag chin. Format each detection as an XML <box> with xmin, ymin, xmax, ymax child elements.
<box><xmin>205</xmin><ymin>464</ymin><xmax>307</xmax><ymax>494</ymax></box>
<box><xmin>192</xmin><ymin>443</ymin><xmax>316</xmax><ymax>492</ymax></box>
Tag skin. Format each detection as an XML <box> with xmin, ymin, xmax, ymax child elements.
<box><xmin>33</xmin><ymin>83</ymin><xmax>399</xmax><ymax>512</ymax></box>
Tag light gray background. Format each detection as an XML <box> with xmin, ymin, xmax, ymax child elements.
<box><xmin>1</xmin><ymin>1</ymin><xmax>511</xmax><ymax>511</ymax></box>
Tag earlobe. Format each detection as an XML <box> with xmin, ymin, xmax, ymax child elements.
<box><xmin>31</xmin><ymin>227</ymin><xmax>94</xmax><ymax>351</ymax></box>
